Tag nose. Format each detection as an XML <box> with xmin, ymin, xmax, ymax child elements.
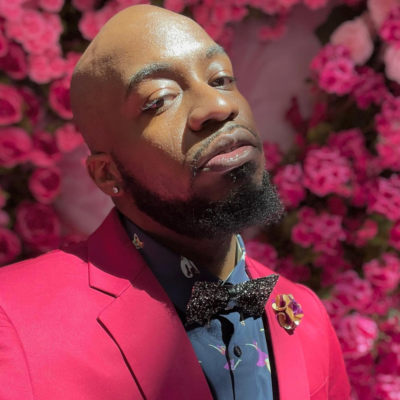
<box><xmin>187</xmin><ymin>84</ymin><xmax>240</xmax><ymax>132</ymax></box>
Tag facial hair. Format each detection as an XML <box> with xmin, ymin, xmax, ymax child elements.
<box><xmin>113</xmin><ymin>155</ymin><xmax>284</xmax><ymax>239</ymax></box>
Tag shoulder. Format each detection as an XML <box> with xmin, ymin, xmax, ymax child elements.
<box><xmin>0</xmin><ymin>241</ymin><xmax>88</xmax><ymax>301</ymax></box>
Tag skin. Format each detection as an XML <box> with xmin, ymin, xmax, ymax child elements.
<box><xmin>71</xmin><ymin>5</ymin><xmax>265</xmax><ymax>279</ymax></box>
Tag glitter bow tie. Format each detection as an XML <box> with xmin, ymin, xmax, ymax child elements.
<box><xmin>186</xmin><ymin>275</ymin><xmax>279</xmax><ymax>327</ymax></box>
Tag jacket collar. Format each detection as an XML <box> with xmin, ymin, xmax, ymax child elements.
<box><xmin>246</xmin><ymin>257</ymin><xmax>310</xmax><ymax>400</ymax></box>
<box><xmin>87</xmin><ymin>208</ymin><xmax>213</xmax><ymax>400</ymax></box>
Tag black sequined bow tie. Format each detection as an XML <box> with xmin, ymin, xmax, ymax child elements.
<box><xmin>186</xmin><ymin>275</ymin><xmax>279</xmax><ymax>327</ymax></box>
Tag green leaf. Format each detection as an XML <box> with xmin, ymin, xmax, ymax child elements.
<box><xmin>307</xmin><ymin>122</ymin><xmax>332</xmax><ymax>145</ymax></box>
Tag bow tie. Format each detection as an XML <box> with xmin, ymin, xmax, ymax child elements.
<box><xmin>186</xmin><ymin>275</ymin><xmax>279</xmax><ymax>327</ymax></box>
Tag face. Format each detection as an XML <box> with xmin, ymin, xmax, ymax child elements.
<box><xmin>83</xmin><ymin>11</ymin><xmax>283</xmax><ymax>237</ymax></box>
<box><xmin>113</xmin><ymin>18</ymin><xmax>265</xmax><ymax>202</ymax></box>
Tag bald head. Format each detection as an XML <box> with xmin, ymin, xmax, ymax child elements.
<box><xmin>71</xmin><ymin>5</ymin><xmax>213</xmax><ymax>152</ymax></box>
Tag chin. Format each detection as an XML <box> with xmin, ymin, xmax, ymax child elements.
<box><xmin>225</xmin><ymin>160</ymin><xmax>264</xmax><ymax>184</ymax></box>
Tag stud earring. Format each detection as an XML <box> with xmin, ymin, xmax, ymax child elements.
<box><xmin>112</xmin><ymin>187</ymin><xmax>119</xmax><ymax>194</ymax></box>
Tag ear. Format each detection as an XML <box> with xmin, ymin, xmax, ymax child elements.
<box><xmin>86</xmin><ymin>153</ymin><xmax>123</xmax><ymax>197</ymax></box>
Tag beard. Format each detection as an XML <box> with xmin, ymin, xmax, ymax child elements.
<box><xmin>113</xmin><ymin>155</ymin><xmax>284</xmax><ymax>239</ymax></box>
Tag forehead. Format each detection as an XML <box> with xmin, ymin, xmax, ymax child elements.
<box><xmin>111</xmin><ymin>17</ymin><xmax>219</xmax><ymax>80</ymax></box>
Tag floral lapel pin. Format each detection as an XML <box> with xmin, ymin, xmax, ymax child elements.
<box><xmin>272</xmin><ymin>294</ymin><xmax>304</xmax><ymax>335</ymax></box>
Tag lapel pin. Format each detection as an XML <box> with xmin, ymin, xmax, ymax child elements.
<box><xmin>272</xmin><ymin>294</ymin><xmax>304</xmax><ymax>335</ymax></box>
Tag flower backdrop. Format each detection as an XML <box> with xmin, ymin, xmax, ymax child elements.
<box><xmin>1</xmin><ymin>0</ymin><xmax>400</xmax><ymax>398</ymax></box>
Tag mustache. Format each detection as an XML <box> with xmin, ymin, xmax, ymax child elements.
<box><xmin>190</xmin><ymin>124</ymin><xmax>261</xmax><ymax>172</ymax></box>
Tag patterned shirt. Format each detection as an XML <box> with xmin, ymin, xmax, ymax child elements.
<box><xmin>123</xmin><ymin>216</ymin><xmax>274</xmax><ymax>400</ymax></box>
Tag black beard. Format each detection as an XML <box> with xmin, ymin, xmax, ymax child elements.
<box><xmin>113</xmin><ymin>156</ymin><xmax>284</xmax><ymax>239</ymax></box>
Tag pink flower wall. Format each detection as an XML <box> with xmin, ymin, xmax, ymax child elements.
<box><xmin>1</xmin><ymin>0</ymin><xmax>400</xmax><ymax>398</ymax></box>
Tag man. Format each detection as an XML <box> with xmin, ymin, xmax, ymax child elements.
<box><xmin>0</xmin><ymin>5</ymin><xmax>350</xmax><ymax>400</ymax></box>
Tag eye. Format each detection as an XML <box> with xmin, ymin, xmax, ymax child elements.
<box><xmin>142</xmin><ymin>93</ymin><xmax>177</xmax><ymax>113</ymax></box>
<box><xmin>209</xmin><ymin>76</ymin><xmax>236</xmax><ymax>88</ymax></box>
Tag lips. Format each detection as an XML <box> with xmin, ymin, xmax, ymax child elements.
<box><xmin>196</xmin><ymin>128</ymin><xmax>260</xmax><ymax>173</ymax></box>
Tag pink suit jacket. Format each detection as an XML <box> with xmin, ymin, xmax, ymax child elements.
<box><xmin>0</xmin><ymin>209</ymin><xmax>350</xmax><ymax>400</ymax></box>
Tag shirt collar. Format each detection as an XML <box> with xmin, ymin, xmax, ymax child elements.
<box><xmin>122</xmin><ymin>214</ymin><xmax>249</xmax><ymax>312</ymax></box>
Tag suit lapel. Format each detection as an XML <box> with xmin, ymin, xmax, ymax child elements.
<box><xmin>87</xmin><ymin>209</ymin><xmax>212</xmax><ymax>400</ymax></box>
<box><xmin>246</xmin><ymin>257</ymin><xmax>310</xmax><ymax>400</ymax></box>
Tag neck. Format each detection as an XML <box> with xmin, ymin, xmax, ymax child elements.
<box><xmin>118</xmin><ymin>205</ymin><xmax>238</xmax><ymax>280</ymax></box>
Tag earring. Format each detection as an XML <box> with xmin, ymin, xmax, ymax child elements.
<box><xmin>112</xmin><ymin>187</ymin><xmax>119</xmax><ymax>194</ymax></box>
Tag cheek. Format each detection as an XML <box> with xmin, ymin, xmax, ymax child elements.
<box><xmin>232</xmin><ymin>91</ymin><xmax>257</xmax><ymax>130</ymax></box>
<box><xmin>118</xmin><ymin>126</ymin><xmax>192</xmax><ymax>200</ymax></box>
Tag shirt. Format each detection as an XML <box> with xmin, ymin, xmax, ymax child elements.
<box><xmin>123</xmin><ymin>216</ymin><xmax>274</xmax><ymax>400</ymax></box>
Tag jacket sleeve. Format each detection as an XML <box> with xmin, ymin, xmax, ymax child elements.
<box><xmin>0</xmin><ymin>305</ymin><xmax>35</xmax><ymax>400</ymax></box>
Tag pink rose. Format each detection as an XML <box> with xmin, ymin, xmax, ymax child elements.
<box><xmin>384</xmin><ymin>45</ymin><xmax>400</xmax><ymax>85</ymax></box>
<box><xmin>322</xmin><ymin>297</ymin><xmax>348</xmax><ymax>325</ymax></box>
<box><xmin>376</xmin><ymin>134</ymin><xmax>400</xmax><ymax>171</ymax></box>
<box><xmin>375</xmin><ymin>95</ymin><xmax>400</xmax><ymax>137</ymax></box>
<box><xmin>64</xmin><ymin>51</ymin><xmax>81</xmax><ymax>79</ymax></box>
<box><xmin>259</xmin><ymin>14</ymin><xmax>288</xmax><ymax>42</ymax></box>
<box><xmin>18</xmin><ymin>87</ymin><xmax>42</xmax><ymax>126</ymax></box>
<box><xmin>315</xmin><ymin>248</ymin><xmax>352</xmax><ymax>287</ymax></box>
<box><xmin>328</xmin><ymin>129</ymin><xmax>371</xmax><ymax>181</ymax></box>
<box><xmin>0</xmin><ymin>127</ymin><xmax>32</xmax><ymax>168</ymax></box>
<box><xmin>28</xmin><ymin>52</ymin><xmax>66</xmax><ymax>84</ymax></box>
<box><xmin>31</xmin><ymin>131</ymin><xmax>62</xmax><ymax>167</ymax></box>
<box><xmin>345</xmin><ymin>355</ymin><xmax>376</xmax><ymax>398</ymax></box>
<box><xmin>380</xmin><ymin>5</ymin><xmax>400</xmax><ymax>46</ymax></box>
<box><xmin>327</xmin><ymin>196</ymin><xmax>347</xmax><ymax>217</ymax></box>
<box><xmin>29</xmin><ymin>167</ymin><xmax>62</xmax><ymax>204</ymax></box>
<box><xmin>72</xmin><ymin>0</ymin><xmax>98</xmax><ymax>12</ymax></box>
<box><xmin>78</xmin><ymin>3</ymin><xmax>119</xmax><ymax>41</ymax></box>
<box><xmin>0</xmin><ymin>211</ymin><xmax>10</xmax><ymax>227</ymax></box>
<box><xmin>336</xmin><ymin>314</ymin><xmax>379</xmax><ymax>359</ymax></box>
<box><xmin>273</xmin><ymin>163</ymin><xmax>306</xmax><ymax>208</ymax></box>
<box><xmin>0</xmin><ymin>1</ymin><xmax>23</xmax><ymax>21</ymax></box>
<box><xmin>49</xmin><ymin>78</ymin><xmax>73</xmax><ymax>119</ymax></box>
<box><xmin>20</xmin><ymin>9</ymin><xmax>46</xmax><ymax>40</ymax></box>
<box><xmin>0</xmin><ymin>228</ymin><xmax>21</xmax><ymax>266</ymax></box>
<box><xmin>303</xmin><ymin>146</ymin><xmax>352</xmax><ymax>197</ymax></box>
<box><xmin>0</xmin><ymin>31</ymin><xmax>8</xmax><ymax>58</ymax></box>
<box><xmin>78</xmin><ymin>12</ymin><xmax>99</xmax><ymax>41</ymax></box>
<box><xmin>311</xmin><ymin>44</ymin><xmax>351</xmax><ymax>74</ymax></box>
<box><xmin>0</xmin><ymin>43</ymin><xmax>28</xmax><ymax>80</ymax></box>
<box><xmin>352</xmin><ymin>219</ymin><xmax>378</xmax><ymax>247</ymax></box>
<box><xmin>363</xmin><ymin>253</ymin><xmax>400</xmax><ymax>293</ymax></box>
<box><xmin>319</xmin><ymin>58</ymin><xmax>356</xmax><ymax>95</ymax></box>
<box><xmin>277</xmin><ymin>256</ymin><xmax>310</xmax><ymax>283</ymax></box>
<box><xmin>375</xmin><ymin>374</ymin><xmax>400</xmax><ymax>400</ymax></box>
<box><xmin>303</xmin><ymin>0</ymin><xmax>329</xmax><ymax>10</ymax></box>
<box><xmin>333</xmin><ymin>270</ymin><xmax>373</xmax><ymax>312</ymax></box>
<box><xmin>163</xmin><ymin>0</ymin><xmax>185</xmax><ymax>12</ymax></box>
<box><xmin>285</xmin><ymin>97</ymin><xmax>306</xmax><ymax>132</ymax></box>
<box><xmin>245</xmin><ymin>240</ymin><xmax>278</xmax><ymax>270</ymax></box>
<box><xmin>352</xmin><ymin>67</ymin><xmax>387</xmax><ymax>110</ymax></box>
<box><xmin>389</xmin><ymin>220</ymin><xmax>400</xmax><ymax>250</ymax></box>
<box><xmin>263</xmin><ymin>141</ymin><xmax>282</xmax><ymax>171</ymax></box>
<box><xmin>368</xmin><ymin>0</ymin><xmax>398</xmax><ymax>29</ymax></box>
<box><xmin>311</xmin><ymin>45</ymin><xmax>357</xmax><ymax>95</ymax></box>
<box><xmin>39</xmin><ymin>0</ymin><xmax>65</xmax><ymax>12</ymax></box>
<box><xmin>15</xmin><ymin>201</ymin><xmax>61</xmax><ymax>252</ymax></box>
<box><xmin>0</xmin><ymin>83</ymin><xmax>24</xmax><ymax>126</ymax></box>
<box><xmin>292</xmin><ymin>207</ymin><xmax>346</xmax><ymax>255</ymax></box>
<box><xmin>331</xmin><ymin>18</ymin><xmax>374</xmax><ymax>65</ymax></box>
<box><xmin>55</xmin><ymin>123</ymin><xmax>84</xmax><ymax>153</ymax></box>
<box><xmin>367</xmin><ymin>174</ymin><xmax>400</xmax><ymax>221</ymax></box>
<box><xmin>254</xmin><ymin>0</ymin><xmax>283</xmax><ymax>15</ymax></box>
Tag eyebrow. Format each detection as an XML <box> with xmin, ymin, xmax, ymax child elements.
<box><xmin>125</xmin><ymin>45</ymin><xmax>227</xmax><ymax>99</ymax></box>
